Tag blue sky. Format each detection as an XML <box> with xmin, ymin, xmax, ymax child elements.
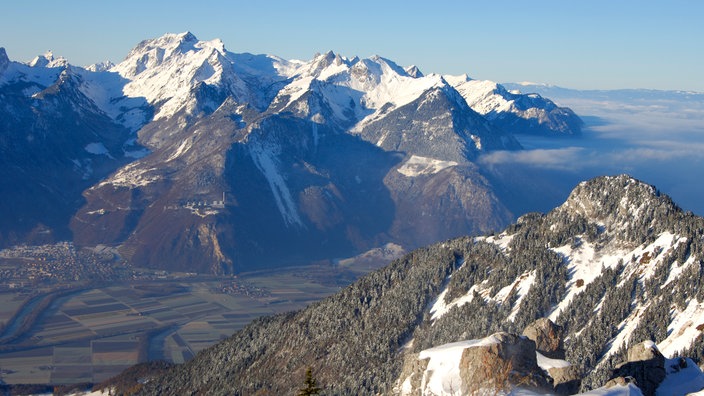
<box><xmin>1</xmin><ymin>0</ymin><xmax>702</xmax><ymax>91</ymax></box>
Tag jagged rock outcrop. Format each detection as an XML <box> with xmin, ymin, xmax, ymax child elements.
<box><xmin>548</xmin><ymin>364</ymin><xmax>582</xmax><ymax>395</ymax></box>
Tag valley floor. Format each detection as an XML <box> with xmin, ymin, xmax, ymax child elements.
<box><xmin>0</xmin><ymin>258</ymin><xmax>384</xmax><ymax>385</ymax></box>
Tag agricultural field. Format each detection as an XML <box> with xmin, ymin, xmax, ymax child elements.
<box><xmin>0</xmin><ymin>292</ymin><xmax>27</xmax><ymax>329</ymax></box>
<box><xmin>0</xmin><ymin>257</ymin><xmax>390</xmax><ymax>385</ymax></box>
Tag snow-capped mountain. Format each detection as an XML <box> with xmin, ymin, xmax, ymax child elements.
<box><xmin>0</xmin><ymin>47</ymin><xmax>137</xmax><ymax>246</ymax></box>
<box><xmin>448</xmin><ymin>75</ymin><xmax>583</xmax><ymax>136</ymax></box>
<box><xmin>107</xmin><ymin>175</ymin><xmax>704</xmax><ymax>395</ymax></box>
<box><xmin>0</xmin><ymin>32</ymin><xmax>582</xmax><ymax>272</ymax></box>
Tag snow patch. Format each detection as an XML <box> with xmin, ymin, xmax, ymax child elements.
<box><xmin>664</xmin><ymin>254</ymin><xmax>696</xmax><ymax>287</ymax></box>
<box><xmin>397</xmin><ymin>155</ymin><xmax>458</xmax><ymax>177</ymax></box>
<box><xmin>548</xmin><ymin>238</ymin><xmax>628</xmax><ymax>321</ymax></box>
<box><xmin>656</xmin><ymin>357</ymin><xmax>704</xmax><ymax>395</ymax></box>
<box><xmin>98</xmin><ymin>163</ymin><xmax>160</xmax><ymax>188</ymax></box>
<box><xmin>84</xmin><ymin>142</ymin><xmax>112</xmax><ymax>157</ymax></box>
<box><xmin>167</xmin><ymin>138</ymin><xmax>193</xmax><ymax>162</ymax></box>
<box><xmin>249</xmin><ymin>141</ymin><xmax>304</xmax><ymax>227</ymax></box>
<box><xmin>503</xmin><ymin>271</ymin><xmax>536</xmax><ymax>321</ymax></box>
<box><xmin>480</xmin><ymin>232</ymin><xmax>515</xmax><ymax>252</ymax></box>
<box><xmin>599</xmin><ymin>305</ymin><xmax>649</xmax><ymax>363</ymax></box>
<box><xmin>579</xmin><ymin>384</ymin><xmax>644</xmax><ymax>395</ymax></box>
<box><xmin>536</xmin><ymin>352</ymin><xmax>571</xmax><ymax>370</ymax></box>
<box><xmin>430</xmin><ymin>270</ymin><xmax>534</xmax><ymax>322</ymax></box>
<box><xmin>659</xmin><ymin>299</ymin><xmax>704</xmax><ymax>358</ymax></box>
<box><xmin>429</xmin><ymin>286</ymin><xmax>479</xmax><ymax>321</ymax></box>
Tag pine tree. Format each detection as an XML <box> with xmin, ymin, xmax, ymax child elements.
<box><xmin>297</xmin><ymin>367</ymin><xmax>322</xmax><ymax>396</ymax></box>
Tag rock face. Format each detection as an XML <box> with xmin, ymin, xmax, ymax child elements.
<box><xmin>522</xmin><ymin>317</ymin><xmax>565</xmax><ymax>359</ymax></box>
<box><xmin>612</xmin><ymin>341</ymin><xmax>667</xmax><ymax>396</ymax></box>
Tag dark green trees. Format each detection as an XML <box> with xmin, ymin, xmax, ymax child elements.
<box><xmin>297</xmin><ymin>367</ymin><xmax>321</xmax><ymax>396</ymax></box>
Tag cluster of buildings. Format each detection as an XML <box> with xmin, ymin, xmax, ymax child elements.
<box><xmin>0</xmin><ymin>243</ymin><xmax>125</xmax><ymax>289</ymax></box>
<box><xmin>217</xmin><ymin>279</ymin><xmax>270</xmax><ymax>298</ymax></box>
<box><xmin>164</xmin><ymin>192</ymin><xmax>227</xmax><ymax>212</ymax></box>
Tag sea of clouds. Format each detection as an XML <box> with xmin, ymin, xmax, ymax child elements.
<box><xmin>481</xmin><ymin>86</ymin><xmax>704</xmax><ymax>216</ymax></box>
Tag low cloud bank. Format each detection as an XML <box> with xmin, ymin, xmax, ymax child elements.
<box><xmin>482</xmin><ymin>87</ymin><xmax>704</xmax><ymax>215</ymax></box>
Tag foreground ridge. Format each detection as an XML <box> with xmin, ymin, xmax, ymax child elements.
<box><xmin>84</xmin><ymin>175</ymin><xmax>704</xmax><ymax>395</ymax></box>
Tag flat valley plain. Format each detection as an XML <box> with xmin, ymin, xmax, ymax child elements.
<box><xmin>0</xmin><ymin>250</ymin><xmax>391</xmax><ymax>385</ymax></box>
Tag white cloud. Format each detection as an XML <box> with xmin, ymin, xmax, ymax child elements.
<box><xmin>478</xmin><ymin>147</ymin><xmax>585</xmax><ymax>171</ymax></box>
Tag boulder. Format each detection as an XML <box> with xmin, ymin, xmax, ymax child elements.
<box><xmin>457</xmin><ymin>332</ymin><xmax>549</xmax><ymax>394</ymax></box>
<box><xmin>605</xmin><ymin>376</ymin><xmax>638</xmax><ymax>388</ymax></box>
<box><xmin>547</xmin><ymin>364</ymin><xmax>582</xmax><ymax>395</ymax></box>
<box><xmin>522</xmin><ymin>317</ymin><xmax>566</xmax><ymax>359</ymax></box>
<box><xmin>612</xmin><ymin>341</ymin><xmax>666</xmax><ymax>396</ymax></box>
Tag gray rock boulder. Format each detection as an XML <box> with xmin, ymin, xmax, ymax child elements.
<box><xmin>523</xmin><ymin>317</ymin><xmax>566</xmax><ymax>359</ymax></box>
<box><xmin>523</xmin><ymin>318</ymin><xmax>580</xmax><ymax>394</ymax></box>
<box><xmin>457</xmin><ymin>332</ymin><xmax>549</xmax><ymax>394</ymax></box>
<box><xmin>546</xmin><ymin>364</ymin><xmax>582</xmax><ymax>395</ymax></box>
<box><xmin>612</xmin><ymin>341</ymin><xmax>666</xmax><ymax>396</ymax></box>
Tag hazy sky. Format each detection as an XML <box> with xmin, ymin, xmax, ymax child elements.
<box><xmin>1</xmin><ymin>0</ymin><xmax>702</xmax><ymax>91</ymax></box>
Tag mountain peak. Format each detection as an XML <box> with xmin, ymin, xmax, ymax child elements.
<box><xmin>85</xmin><ymin>60</ymin><xmax>115</xmax><ymax>72</ymax></box>
<box><xmin>556</xmin><ymin>174</ymin><xmax>680</xmax><ymax>234</ymax></box>
<box><xmin>157</xmin><ymin>31</ymin><xmax>200</xmax><ymax>47</ymax></box>
<box><xmin>120</xmin><ymin>31</ymin><xmax>204</xmax><ymax>70</ymax></box>
<box><xmin>180</xmin><ymin>31</ymin><xmax>198</xmax><ymax>42</ymax></box>
<box><xmin>28</xmin><ymin>50</ymin><xmax>52</xmax><ymax>67</ymax></box>
<box><xmin>309</xmin><ymin>50</ymin><xmax>345</xmax><ymax>71</ymax></box>
<box><xmin>563</xmin><ymin>174</ymin><xmax>657</xmax><ymax>213</ymax></box>
<box><xmin>448</xmin><ymin>76</ymin><xmax>582</xmax><ymax>136</ymax></box>
<box><xmin>404</xmin><ymin>65</ymin><xmax>423</xmax><ymax>78</ymax></box>
<box><xmin>28</xmin><ymin>50</ymin><xmax>68</xmax><ymax>68</ymax></box>
<box><xmin>112</xmin><ymin>32</ymin><xmax>251</xmax><ymax>123</ymax></box>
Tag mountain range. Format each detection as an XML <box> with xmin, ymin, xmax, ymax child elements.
<box><xmin>93</xmin><ymin>175</ymin><xmax>704</xmax><ymax>395</ymax></box>
<box><xmin>0</xmin><ymin>32</ymin><xmax>582</xmax><ymax>273</ymax></box>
